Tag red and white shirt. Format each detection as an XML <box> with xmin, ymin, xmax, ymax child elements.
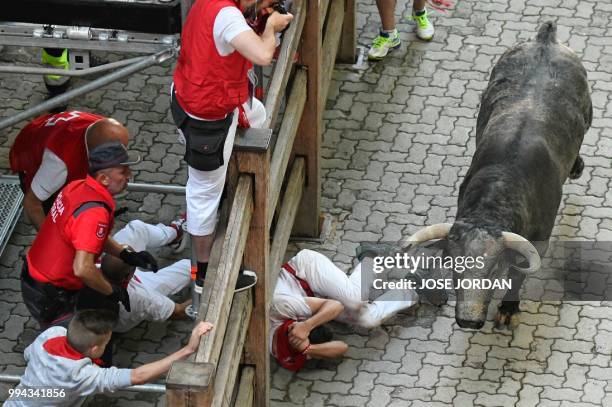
<box><xmin>27</xmin><ymin>176</ymin><xmax>115</xmax><ymax>291</ymax></box>
<box><xmin>9</xmin><ymin>111</ymin><xmax>103</xmax><ymax>200</ymax></box>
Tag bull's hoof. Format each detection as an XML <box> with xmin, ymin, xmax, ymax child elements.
<box><xmin>494</xmin><ymin>302</ymin><xmax>521</xmax><ymax>329</ymax></box>
<box><xmin>569</xmin><ymin>156</ymin><xmax>584</xmax><ymax>180</ymax></box>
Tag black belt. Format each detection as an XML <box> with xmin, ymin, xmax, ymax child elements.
<box><xmin>21</xmin><ymin>260</ymin><xmax>78</xmax><ymax>298</ymax></box>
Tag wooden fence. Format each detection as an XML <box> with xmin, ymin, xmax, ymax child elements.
<box><xmin>165</xmin><ymin>0</ymin><xmax>355</xmax><ymax>405</ymax></box>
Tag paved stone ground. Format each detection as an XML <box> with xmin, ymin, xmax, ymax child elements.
<box><xmin>1</xmin><ymin>0</ymin><xmax>612</xmax><ymax>406</ymax></box>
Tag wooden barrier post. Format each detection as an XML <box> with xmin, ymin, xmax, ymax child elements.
<box><xmin>237</xmin><ymin>148</ymin><xmax>271</xmax><ymax>407</ymax></box>
<box><xmin>166</xmin><ymin>176</ymin><xmax>254</xmax><ymax>406</ymax></box>
<box><xmin>292</xmin><ymin>0</ymin><xmax>322</xmax><ymax>238</ymax></box>
<box><xmin>338</xmin><ymin>0</ymin><xmax>356</xmax><ymax>63</ymax></box>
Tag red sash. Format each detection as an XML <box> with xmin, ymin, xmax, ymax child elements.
<box><xmin>282</xmin><ymin>263</ymin><xmax>314</xmax><ymax>297</ymax></box>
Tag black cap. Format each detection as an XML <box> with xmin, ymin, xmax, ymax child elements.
<box><xmin>88</xmin><ymin>141</ymin><xmax>141</xmax><ymax>173</ymax></box>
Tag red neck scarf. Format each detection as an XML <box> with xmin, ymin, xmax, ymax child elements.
<box><xmin>43</xmin><ymin>336</ymin><xmax>104</xmax><ymax>367</ymax></box>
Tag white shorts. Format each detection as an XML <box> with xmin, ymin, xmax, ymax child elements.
<box><xmin>186</xmin><ymin>98</ymin><xmax>266</xmax><ymax>236</ymax></box>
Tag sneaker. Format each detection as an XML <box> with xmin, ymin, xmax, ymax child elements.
<box><xmin>41</xmin><ymin>48</ymin><xmax>71</xmax><ymax>93</ymax></box>
<box><xmin>168</xmin><ymin>213</ymin><xmax>188</xmax><ymax>253</ymax></box>
<box><xmin>411</xmin><ymin>9</ymin><xmax>435</xmax><ymax>41</ymax></box>
<box><xmin>235</xmin><ymin>270</ymin><xmax>257</xmax><ymax>293</ymax></box>
<box><xmin>367</xmin><ymin>30</ymin><xmax>401</xmax><ymax>61</ymax></box>
<box><xmin>184</xmin><ymin>304</ymin><xmax>197</xmax><ymax>319</ymax></box>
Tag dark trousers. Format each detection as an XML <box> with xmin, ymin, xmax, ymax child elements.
<box><xmin>20</xmin><ymin>261</ymin><xmax>77</xmax><ymax>329</ymax></box>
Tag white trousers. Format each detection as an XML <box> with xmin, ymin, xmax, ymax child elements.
<box><xmin>186</xmin><ymin>98</ymin><xmax>266</xmax><ymax>236</ymax></box>
<box><xmin>284</xmin><ymin>250</ymin><xmax>418</xmax><ymax>328</ymax></box>
<box><xmin>112</xmin><ymin>220</ymin><xmax>191</xmax><ymax>297</ymax></box>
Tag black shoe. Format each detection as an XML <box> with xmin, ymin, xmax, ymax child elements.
<box><xmin>235</xmin><ymin>270</ymin><xmax>257</xmax><ymax>292</ymax></box>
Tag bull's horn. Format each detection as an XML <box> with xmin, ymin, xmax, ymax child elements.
<box><xmin>501</xmin><ymin>232</ymin><xmax>541</xmax><ymax>274</ymax></box>
<box><xmin>405</xmin><ymin>223</ymin><xmax>452</xmax><ymax>245</ymax></box>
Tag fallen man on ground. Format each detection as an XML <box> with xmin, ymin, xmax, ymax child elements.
<box><xmin>270</xmin><ymin>249</ymin><xmax>419</xmax><ymax>371</ymax></box>
<box><xmin>77</xmin><ymin>218</ymin><xmax>192</xmax><ymax>333</ymax></box>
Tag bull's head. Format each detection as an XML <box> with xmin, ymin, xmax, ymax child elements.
<box><xmin>405</xmin><ymin>222</ymin><xmax>540</xmax><ymax>329</ymax></box>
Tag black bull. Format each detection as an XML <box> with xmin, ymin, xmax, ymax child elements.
<box><xmin>407</xmin><ymin>22</ymin><xmax>592</xmax><ymax>329</ymax></box>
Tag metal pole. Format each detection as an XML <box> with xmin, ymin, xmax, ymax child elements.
<box><xmin>0</xmin><ymin>374</ymin><xmax>166</xmax><ymax>394</ymax></box>
<box><xmin>0</xmin><ymin>56</ymin><xmax>148</xmax><ymax>77</ymax></box>
<box><xmin>0</xmin><ymin>47</ymin><xmax>176</xmax><ymax>131</ymax></box>
<box><xmin>0</xmin><ymin>176</ymin><xmax>186</xmax><ymax>195</ymax></box>
<box><xmin>126</xmin><ymin>182</ymin><xmax>185</xmax><ymax>195</ymax></box>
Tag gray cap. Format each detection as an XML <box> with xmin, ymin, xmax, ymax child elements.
<box><xmin>88</xmin><ymin>141</ymin><xmax>141</xmax><ymax>173</ymax></box>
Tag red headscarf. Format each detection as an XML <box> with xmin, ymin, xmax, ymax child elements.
<box><xmin>274</xmin><ymin>320</ymin><xmax>307</xmax><ymax>372</ymax></box>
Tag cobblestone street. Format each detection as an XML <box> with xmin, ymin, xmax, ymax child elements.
<box><xmin>1</xmin><ymin>0</ymin><xmax>612</xmax><ymax>406</ymax></box>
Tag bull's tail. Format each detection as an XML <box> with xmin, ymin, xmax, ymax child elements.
<box><xmin>536</xmin><ymin>21</ymin><xmax>557</xmax><ymax>44</ymax></box>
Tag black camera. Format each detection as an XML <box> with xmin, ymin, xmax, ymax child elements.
<box><xmin>273</xmin><ymin>0</ymin><xmax>287</xmax><ymax>14</ymax></box>
<box><xmin>273</xmin><ymin>0</ymin><xmax>289</xmax><ymax>33</ymax></box>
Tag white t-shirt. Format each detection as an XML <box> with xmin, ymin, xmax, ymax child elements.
<box><xmin>30</xmin><ymin>148</ymin><xmax>68</xmax><ymax>201</ymax></box>
<box><xmin>213</xmin><ymin>7</ymin><xmax>252</xmax><ymax>56</ymax></box>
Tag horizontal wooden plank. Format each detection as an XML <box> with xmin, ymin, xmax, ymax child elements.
<box><xmin>211</xmin><ymin>290</ymin><xmax>253</xmax><ymax>407</ymax></box>
<box><xmin>268</xmin><ymin>68</ymin><xmax>308</xmax><ymax>229</ymax></box>
<box><xmin>195</xmin><ymin>175</ymin><xmax>253</xmax><ymax>367</ymax></box>
<box><xmin>234</xmin><ymin>127</ymin><xmax>273</xmax><ymax>152</ymax></box>
<box><xmin>321</xmin><ymin>0</ymin><xmax>345</xmax><ymax>107</ymax></box>
<box><xmin>320</xmin><ymin>0</ymin><xmax>331</xmax><ymax>26</ymax></box>
<box><xmin>269</xmin><ymin>158</ymin><xmax>306</xmax><ymax>299</ymax></box>
<box><xmin>165</xmin><ymin>361</ymin><xmax>216</xmax><ymax>391</ymax></box>
<box><xmin>263</xmin><ymin>0</ymin><xmax>306</xmax><ymax>129</ymax></box>
<box><xmin>338</xmin><ymin>0</ymin><xmax>356</xmax><ymax>63</ymax></box>
<box><xmin>234</xmin><ymin>367</ymin><xmax>255</xmax><ymax>407</ymax></box>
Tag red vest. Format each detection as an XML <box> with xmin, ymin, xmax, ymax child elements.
<box><xmin>27</xmin><ymin>176</ymin><xmax>115</xmax><ymax>291</ymax></box>
<box><xmin>9</xmin><ymin>111</ymin><xmax>102</xmax><ymax>192</ymax></box>
<box><xmin>173</xmin><ymin>0</ymin><xmax>251</xmax><ymax>119</ymax></box>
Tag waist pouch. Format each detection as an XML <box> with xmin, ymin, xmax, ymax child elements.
<box><xmin>21</xmin><ymin>262</ymin><xmax>77</xmax><ymax>323</ymax></box>
<box><xmin>171</xmin><ymin>92</ymin><xmax>234</xmax><ymax>171</ymax></box>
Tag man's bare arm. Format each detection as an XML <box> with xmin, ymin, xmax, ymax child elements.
<box><xmin>305</xmin><ymin>341</ymin><xmax>348</xmax><ymax>360</ymax></box>
<box><xmin>289</xmin><ymin>297</ymin><xmax>344</xmax><ymax>346</ymax></box>
<box><xmin>130</xmin><ymin>322</ymin><xmax>213</xmax><ymax>385</ymax></box>
<box><xmin>23</xmin><ymin>189</ymin><xmax>46</xmax><ymax>230</ymax></box>
<box><xmin>230</xmin><ymin>11</ymin><xmax>293</xmax><ymax>66</ymax></box>
<box><xmin>73</xmin><ymin>250</ymin><xmax>113</xmax><ymax>295</ymax></box>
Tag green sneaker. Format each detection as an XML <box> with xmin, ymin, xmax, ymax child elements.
<box><xmin>41</xmin><ymin>48</ymin><xmax>71</xmax><ymax>92</ymax></box>
<box><xmin>367</xmin><ymin>30</ymin><xmax>401</xmax><ymax>61</ymax></box>
<box><xmin>411</xmin><ymin>9</ymin><xmax>435</xmax><ymax>41</ymax></box>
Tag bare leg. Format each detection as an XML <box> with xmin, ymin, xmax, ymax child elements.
<box><xmin>413</xmin><ymin>0</ymin><xmax>426</xmax><ymax>11</ymax></box>
<box><xmin>376</xmin><ymin>0</ymin><xmax>397</xmax><ymax>31</ymax></box>
<box><xmin>192</xmin><ymin>234</ymin><xmax>215</xmax><ymax>263</ymax></box>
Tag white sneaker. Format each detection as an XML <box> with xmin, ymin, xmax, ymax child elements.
<box><xmin>367</xmin><ymin>30</ymin><xmax>401</xmax><ymax>61</ymax></box>
<box><xmin>411</xmin><ymin>9</ymin><xmax>435</xmax><ymax>41</ymax></box>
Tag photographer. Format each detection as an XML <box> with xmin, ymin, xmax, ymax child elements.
<box><xmin>171</xmin><ymin>0</ymin><xmax>292</xmax><ymax>292</ymax></box>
